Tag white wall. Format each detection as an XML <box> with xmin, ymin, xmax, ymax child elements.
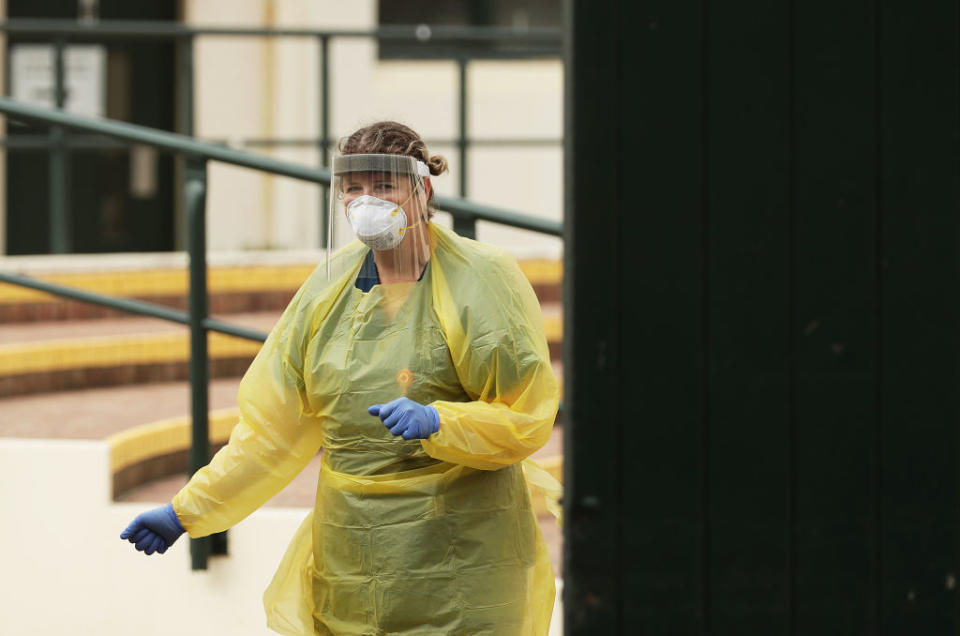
<box><xmin>187</xmin><ymin>0</ymin><xmax>275</xmax><ymax>252</ymax></box>
<box><xmin>0</xmin><ymin>438</ymin><xmax>563</xmax><ymax>635</ymax></box>
<box><xmin>0</xmin><ymin>438</ymin><xmax>306</xmax><ymax>635</ymax></box>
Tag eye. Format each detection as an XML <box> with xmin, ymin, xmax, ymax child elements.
<box><xmin>345</xmin><ymin>184</ymin><xmax>362</xmax><ymax>194</ymax></box>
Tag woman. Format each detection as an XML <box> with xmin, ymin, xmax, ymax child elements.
<box><xmin>121</xmin><ymin>121</ymin><xmax>560</xmax><ymax>635</ymax></box>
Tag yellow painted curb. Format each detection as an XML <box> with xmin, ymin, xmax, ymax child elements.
<box><xmin>0</xmin><ymin>259</ymin><xmax>562</xmax><ymax>304</ymax></box>
<box><xmin>0</xmin><ymin>331</ymin><xmax>263</xmax><ymax>375</ymax></box>
<box><xmin>543</xmin><ymin>315</ymin><xmax>562</xmax><ymax>342</ymax></box>
<box><xmin>0</xmin><ymin>265</ymin><xmax>318</xmax><ymax>304</ymax></box>
<box><xmin>106</xmin><ymin>408</ymin><xmax>241</xmax><ymax>473</ymax></box>
<box><xmin>517</xmin><ymin>259</ymin><xmax>563</xmax><ymax>285</ymax></box>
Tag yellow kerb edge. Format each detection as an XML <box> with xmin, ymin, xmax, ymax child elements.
<box><xmin>106</xmin><ymin>408</ymin><xmax>241</xmax><ymax>473</ymax></box>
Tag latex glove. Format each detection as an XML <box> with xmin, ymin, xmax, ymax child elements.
<box><xmin>369</xmin><ymin>397</ymin><xmax>440</xmax><ymax>440</ymax></box>
<box><xmin>120</xmin><ymin>503</ymin><xmax>185</xmax><ymax>555</ymax></box>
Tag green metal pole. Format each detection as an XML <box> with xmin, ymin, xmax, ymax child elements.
<box><xmin>181</xmin><ymin>53</ymin><xmax>217</xmax><ymax>573</ymax></box>
<box><xmin>318</xmin><ymin>35</ymin><xmax>330</xmax><ymax>248</ymax></box>
<box><xmin>186</xmin><ymin>156</ymin><xmax>212</xmax><ymax>570</ymax></box>
<box><xmin>454</xmin><ymin>57</ymin><xmax>476</xmax><ymax>239</ymax></box>
<box><xmin>49</xmin><ymin>38</ymin><xmax>70</xmax><ymax>253</ymax></box>
<box><xmin>175</xmin><ymin>36</ymin><xmax>195</xmax><ymax>251</ymax></box>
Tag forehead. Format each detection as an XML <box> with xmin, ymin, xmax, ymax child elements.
<box><xmin>343</xmin><ymin>171</ymin><xmax>401</xmax><ymax>182</ymax></box>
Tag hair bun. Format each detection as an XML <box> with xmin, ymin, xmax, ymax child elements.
<box><xmin>427</xmin><ymin>154</ymin><xmax>449</xmax><ymax>176</ymax></box>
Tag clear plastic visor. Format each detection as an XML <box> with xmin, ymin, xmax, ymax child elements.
<box><xmin>327</xmin><ymin>152</ymin><xmax>431</xmax><ymax>284</ymax></box>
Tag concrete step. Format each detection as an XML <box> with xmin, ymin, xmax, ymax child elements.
<box><xmin>0</xmin><ymin>312</ymin><xmax>278</xmax><ymax>397</ymax></box>
<box><xmin>0</xmin><ymin>262</ymin><xmax>314</xmax><ymax>323</ymax></box>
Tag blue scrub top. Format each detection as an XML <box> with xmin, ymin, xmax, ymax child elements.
<box><xmin>354</xmin><ymin>249</ymin><xmax>427</xmax><ymax>293</ymax></box>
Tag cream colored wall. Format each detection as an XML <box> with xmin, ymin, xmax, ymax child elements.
<box><xmin>186</xmin><ymin>0</ymin><xmax>563</xmax><ymax>258</ymax></box>
<box><xmin>0</xmin><ymin>439</ymin><xmax>307</xmax><ymax>635</ymax></box>
<box><xmin>186</xmin><ymin>0</ymin><xmax>274</xmax><ymax>251</ymax></box>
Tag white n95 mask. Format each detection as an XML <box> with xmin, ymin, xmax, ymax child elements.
<box><xmin>346</xmin><ymin>195</ymin><xmax>409</xmax><ymax>251</ymax></box>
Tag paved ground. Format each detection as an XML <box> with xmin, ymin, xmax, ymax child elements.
<box><xmin>0</xmin><ymin>378</ymin><xmax>244</xmax><ymax>438</ymax></box>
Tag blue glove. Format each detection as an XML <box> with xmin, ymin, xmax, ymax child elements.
<box><xmin>368</xmin><ymin>397</ymin><xmax>440</xmax><ymax>440</ymax></box>
<box><xmin>120</xmin><ymin>503</ymin><xmax>185</xmax><ymax>555</ymax></box>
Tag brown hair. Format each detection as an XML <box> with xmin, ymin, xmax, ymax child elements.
<box><xmin>338</xmin><ymin>121</ymin><xmax>448</xmax><ymax>217</ymax></box>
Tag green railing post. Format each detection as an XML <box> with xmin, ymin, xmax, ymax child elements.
<box><xmin>454</xmin><ymin>213</ymin><xmax>478</xmax><ymax>240</ymax></box>
<box><xmin>454</xmin><ymin>56</ymin><xmax>476</xmax><ymax>239</ymax></box>
<box><xmin>318</xmin><ymin>34</ymin><xmax>330</xmax><ymax>248</ymax></box>
<box><xmin>175</xmin><ymin>35</ymin><xmax>195</xmax><ymax>251</ymax></box>
<box><xmin>49</xmin><ymin>37</ymin><xmax>70</xmax><ymax>253</ymax></box>
<box><xmin>186</xmin><ymin>156</ymin><xmax>215</xmax><ymax>570</ymax></box>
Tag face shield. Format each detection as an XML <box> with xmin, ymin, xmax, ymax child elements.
<box><xmin>327</xmin><ymin>152</ymin><xmax>432</xmax><ymax>282</ymax></box>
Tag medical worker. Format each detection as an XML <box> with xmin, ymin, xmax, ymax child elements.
<box><xmin>121</xmin><ymin>121</ymin><xmax>560</xmax><ymax>635</ymax></box>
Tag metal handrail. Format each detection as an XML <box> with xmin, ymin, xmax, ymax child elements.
<box><xmin>0</xmin><ymin>20</ymin><xmax>563</xmax><ymax>45</ymax></box>
<box><xmin>0</xmin><ymin>97</ymin><xmax>561</xmax><ymax>236</ymax></box>
<box><xmin>0</xmin><ymin>271</ymin><xmax>269</xmax><ymax>343</ymax></box>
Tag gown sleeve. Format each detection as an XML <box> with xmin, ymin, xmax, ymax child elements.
<box><xmin>424</xmin><ymin>242</ymin><xmax>560</xmax><ymax>471</ymax></box>
<box><xmin>172</xmin><ymin>281</ymin><xmax>326</xmax><ymax>538</ymax></box>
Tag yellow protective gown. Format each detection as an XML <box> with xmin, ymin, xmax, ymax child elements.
<box><xmin>172</xmin><ymin>223</ymin><xmax>560</xmax><ymax>635</ymax></box>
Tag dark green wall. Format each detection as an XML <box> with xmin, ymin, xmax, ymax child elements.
<box><xmin>563</xmin><ymin>1</ymin><xmax>959</xmax><ymax>633</ymax></box>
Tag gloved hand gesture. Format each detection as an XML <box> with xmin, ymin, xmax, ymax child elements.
<box><xmin>120</xmin><ymin>503</ymin><xmax>185</xmax><ymax>555</ymax></box>
<box><xmin>368</xmin><ymin>397</ymin><xmax>440</xmax><ymax>440</ymax></box>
